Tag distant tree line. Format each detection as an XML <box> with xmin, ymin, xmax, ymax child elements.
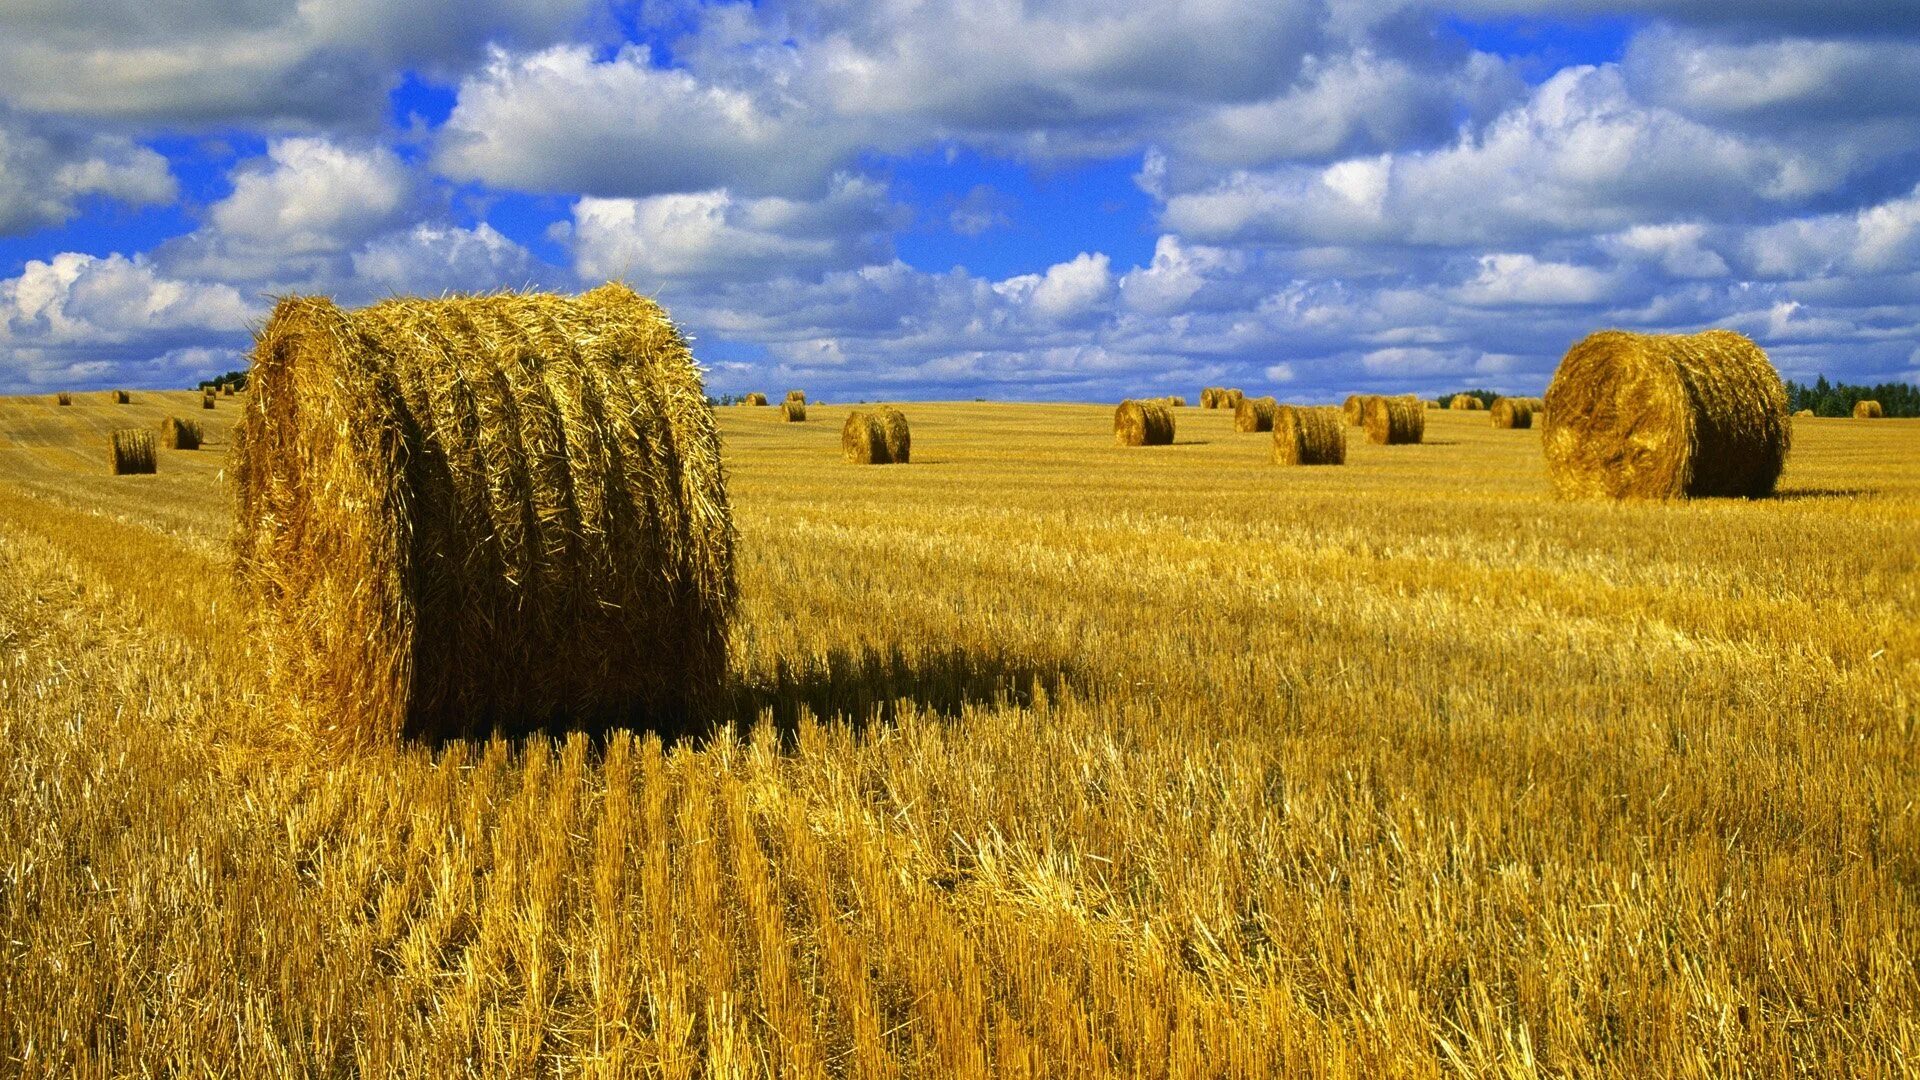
<box><xmin>1784</xmin><ymin>376</ymin><xmax>1918</xmax><ymax>418</ymax></box>
<box><xmin>198</xmin><ymin>370</ymin><xmax>249</xmax><ymax>392</ymax></box>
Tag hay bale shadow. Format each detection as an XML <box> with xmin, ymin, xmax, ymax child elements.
<box><xmin>1774</xmin><ymin>487</ymin><xmax>1874</xmax><ymax>501</ymax></box>
<box><xmin>727</xmin><ymin>644</ymin><xmax>1082</xmax><ymax>742</ymax></box>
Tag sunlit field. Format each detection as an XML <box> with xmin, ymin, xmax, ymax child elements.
<box><xmin>2</xmin><ymin>391</ymin><xmax>1916</xmax><ymax>1077</ymax></box>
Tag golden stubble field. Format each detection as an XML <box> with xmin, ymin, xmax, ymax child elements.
<box><xmin>1</xmin><ymin>390</ymin><xmax>1916</xmax><ymax>1077</ymax></box>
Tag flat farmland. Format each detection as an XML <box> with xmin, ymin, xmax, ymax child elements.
<box><xmin>2</xmin><ymin>392</ymin><xmax>1916</xmax><ymax>1076</ymax></box>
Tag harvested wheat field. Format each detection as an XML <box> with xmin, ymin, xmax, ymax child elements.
<box><xmin>0</xmin><ymin>394</ymin><xmax>1916</xmax><ymax>1077</ymax></box>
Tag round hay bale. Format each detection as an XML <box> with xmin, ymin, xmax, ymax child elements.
<box><xmin>1114</xmin><ymin>399</ymin><xmax>1175</xmax><ymax>446</ymax></box>
<box><xmin>202</xmin><ymin>391</ymin><xmax>218</xmax><ymax>410</ymax></box>
<box><xmin>785</xmin><ymin>389</ymin><xmax>806</xmax><ymax>404</ymax></box>
<box><xmin>1222</xmin><ymin>388</ymin><xmax>1245</xmax><ymax>410</ymax></box>
<box><xmin>1854</xmin><ymin>400</ymin><xmax>1883</xmax><ymax>419</ymax></box>
<box><xmin>1449</xmin><ymin>393</ymin><xmax>1484</xmax><ymax>411</ymax></box>
<box><xmin>233</xmin><ymin>284</ymin><xmax>737</xmax><ymax>749</ymax></box>
<box><xmin>111</xmin><ymin>390</ymin><xmax>131</xmax><ymax>404</ymax></box>
<box><xmin>842</xmin><ymin>410</ymin><xmax>888</xmax><ymax>463</ymax></box>
<box><xmin>876</xmin><ymin>406</ymin><xmax>910</xmax><ymax>462</ymax></box>
<box><xmin>1200</xmin><ymin>387</ymin><xmax>1223</xmax><ymax>409</ymax></box>
<box><xmin>1490</xmin><ymin>397</ymin><xmax>1534</xmax><ymax>429</ymax></box>
<box><xmin>222</xmin><ymin>384</ymin><xmax>235</xmax><ymax>396</ymax></box>
<box><xmin>1542</xmin><ymin>329</ymin><xmax>1790</xmax><ymax>500</ymax></box>
<box><xmin>781</xmin><ymin>399</ymin><xmax>807</xmax><ymax>422</ymax></box>
<box><xmin>1423</xmin><ymin>399</ymin><xmax>1439</xmax><ymax>409</ymax></box>
<box><xmin>1166</xmin><ymin>395</ymin><xmax>1187</xmax><ymax>408</ymax></box>
<box><xmin>1233</xmin><ymin>395</ymin><xmax>1278</xmax><ymax>433</ymax></box>
<box><xmin>1364</xmin><ymin>395</ymin><xmax>1426</xmax><ymax>445</ymax></box>
<box><xmin>158</xmin><ymin>416</ymin><xmax>203</xmax><ymax>450</ymax></box>
<box><xmin>743</xmin><ymin>392</ymin><xmax>768</xmax><ymax>406</ymax></box>
<box><xmin>56</xmin><ymin>392</ymin><xmax>72</xmax><ymax>406</ymax></box>
<box><xmin>1342</xmin><ymin>394</ymin><xmax>1377</xmax><ymax>426</ymax></box>
<box><xmin>1794</xmin><ymin>408</ymin><xmax>1815</xmax><ymax>418</ymax></box>
<box><xmin>1273</xmin><ymin>405</ymin><xmax>1346</xmax><ymax>466</ymax></box>
<box><xmin>109</xmin><ymin>429</ymin><xmax>156</xmax><ymax>474</ymax></box>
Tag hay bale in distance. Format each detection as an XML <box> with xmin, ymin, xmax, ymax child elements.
<box><xmin>843</xmin><ymin>410</ymin><xmax>889</xmax><ymax>463</ymax></box>
<box><xmin>1233</xmin><ymin>395</ymin><xmax>1278</xmax><ymax>433</ymax></box>
<box><xmin>203</xmin><ymin>391</ymin><xmax>217</xmax><ymax>410</ymax></box>
<box><xmin>1449</xmin><ymin>394</ymin><xmax>1484</xmax><ymax>411</ymax></box>
<box><xmin>1273</xmin><ymin>405</ymin><xmax>1346</xmax><ymax>466</ymax></box>
<box><xmin>1542</xmin><ymin>329</ymin><xmax>1790</xmax><ymax>500</ymax></box>
<box><xmin>222</xmin><ymin>384</ymin><xmax>235</xmax><ymax>396</ymax></box>
<box><xmin>742</xmin><ymin>392</ymin><xmax>769</xmax><ymax>406</ymax></box>
<box><xmin>1114</xmin><ymin>399</ymin><xmax>1175</xmax><ymax>446</ymax></box>
<box><xmin>1364</xmin><ymin>395</ymin><xmax>1426</xmax><ymax>445</ymax></box>
<box><xmin>1854</xmin><ymin>400</ymin><xmax>1883</xmax><ymax>419</ymax></box>
<box><xmin>785</xmin><ymin>389</ymin><xmax>807</xmax><ymax>404</ymax></box>
<box><xmin>158</xmin><ymin>416</ymin><xmax>203</xmax><ymax>450</ymax></box>
<box><xmin>109</xmin><ymin>429</ymin><xmax>156</xmax><ymax>474</ymax></box>
<box><xmin>1222</xmin><ymin>388</ymin><xmax>1245</xmax><ymax>410</ymax></box>
<box><xmin>1200</xmin><ymin>387</ymin><xmax>1224</xmax><ymax>409</ymax></box>
<box><xmin>1490</xmin><ymin>397</ymin><xmax>1534</xmax><ymax>429</ymax></box>
<box><xmin>1166</xmin><ymin>395</ymin><xmax>1187</xmax><ymax>408</ymax></box>
<box><xmin>56</xmin><ymin>392</ymin><xmax>72</xmax><ymax>406</ymax></box>
<box><xmin>111</xmin><ymin>390</ymin><xmax>131</xmax><ymax>404</ymax></box>
<box><xmin>1342</xmin><ymin>394</ymin><xmax>1378</xmax><ymax>426</ymax></box>
<box><xmin>233</xmin><ymin>284</ymin><xmax>737</xmax><ymax>749</ymax></box>
<box><xmin>781</xmin><ymin>399</ymin><xmax>807</xmax><ymax>422</ymax></box>
<box><xmin>1794</xmin><ymin>408</ymin><xmax>1815</xmax><ymax>418</ymax></box>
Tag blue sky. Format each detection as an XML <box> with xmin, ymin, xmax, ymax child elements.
<box><xmin>1</xmin><ymin>1</ymin><xmax>1916</xmax><ymax>400</ymax></box>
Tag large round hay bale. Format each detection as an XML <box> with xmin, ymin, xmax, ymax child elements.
<box><xmin>785</xmin><ymin>389</ymin><xmax>806</xmax><ymax>404</ymax></box>
<box><xmin>1449</xmin><ymin>393</ymin><xmax>1484</xmax><ymax>411</ymax></box>
<box><xmin>1794</xmin><ymin>408</ymin><xmax>1815</xmax><ymax>418</ymax></box>
<box><xmin>1166</xmin><ymin>395</ymin><xmax>1187</xmax><ymax>408</ymax></box>
<box><xmin>876</xmin><ymin>406</ymin><xmax>910</xmax><ymax>462</ymax></box>
<box><xmin>232</xmin><ymin>284</ymin><xmax>737</xmax><ymax>748</ymax></box>
<box><xmin>1222</xmin><ymin>388</ymin><xmax>1245</xmax><ymax>410</ymax></box>
<box><xmin>158</xmin><ymin>416</ymin><xmax>202</xmax><ymax>450</ymax></box>
<box><xmin>1490</xmin><ymin>397</ymin><xmax>1534</xmax><ymax>429</ymax></box>
<box><xmin>1854</xmin><ymin>400</ymin><xmax>1883</xmax><ymax>419</ymax></box>
<box><xmin>202</xmin><ymin>391</ymin><xmax>217</xmax><ymax>410</ymax></box>
<box><xmin>1423</xmin><ymin>399</ymin><xmax>1439</xmax><ymax>409</ymax></box>
<box><xmin>111</xmin><ymin>390</ymin><xmax>131</xmax><ymax>404</ymax></box>
<box><xmin>743</xmin><ymin>392</ymin><xmax>768</xmax><ymax>406</ymax></box>
<box><xmin>1364</xmin><ymin>395</ymin><xmax>1426</xmax><ymax>445</ymax></box>
<box><xmin>842</xmin><ymin>409</ymin><xmax>899</xmax><ymax>463</ymax></box>
<box><xmin>1542</xmin><ymin>329</ymin><xmax>1790</xmax><ymax>500</ymax></box>
<box><xmin>1233</xmin><ymin>395</ymin><xmax>1278</xmax><ymax>433</ymax></box>
<box><xmin>781</xmin><ymin>399</ymin><xmax>807</xmax><ymax>422</ymax></box>
<box><xmin>1200</xmin><ymin>387</ymin><xmax>1224</xmax><ymax>409</ymax></box>
<box><xmin>109</xmin><ymin>429</ymin><xmax>156</xmax><ymax>474</ymax></box>
<box><xmin>222</xmin><ymin>384</ymin><xmax>235</xmax><ymax>396</ymax></box>
<box><xmin>1342</xmin><ymin>394</ymin><xmax>1376</xmax><ymax>426</ymax></box>
<box><xmin>1273</xmin><ymin>405</ymin><xmax>1346</xmax><ymax>465</ymax></box>
<box><xmin>1114</xmin><ymin>399</ymin><xmax>1175</xmax><ymax>446</ymax></box>
<box><xmin>56</xmin><ymin>392</ymin><xmax>71</xmax><ymax>406</ymax></box>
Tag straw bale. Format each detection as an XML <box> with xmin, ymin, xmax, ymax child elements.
<box><xmin>1542</xmin><ymin>329</ymin><xmax>1789</xmax><ymax>500</ymax></box>
<box><xmin>56</xmin><ymin>392</ymin><xmax>71</xmax><ymax>406</ymax></box>
<box><xmin>1449</xmin><ymin>394</ymin><xmax>1484</xmax><ymax>410</ymax></box>
<box><xmin>1854</xmin><ymin>400</ymin><xmax>1883</xmax><ymax>419</ymax></box>
<box><xmin>785</xmin><ymin>389</ymin><xmax>806</xmax><ymax>404</ymax></box>
<box><xmin>1233</xmin><ymin>395</ymin><xmax>1278</xmax><ymax>432</ymax></box>
<box><xmin>1364</xmin><ymin>395</ymin><xmax>1426</xmax><ymax>445</ymax></box>
<box><xmin>1114</xmin><ymin>399</ymin><xmax>1175</xmax><ymax>446</ymax></box>
<box><xmin>781</xmin><ymin>399</ymin><xmax>806</xmax><ymax>422</ymax></box>
<box><xmin>1490</xmin><ymin>397</ymin><xmax>1534</xmax><ymax>429</ymax></box>
<box><xmin>1222</xmin><ymin>388</ymin><xmax>1245</xmax><ymax>409</ymax></box>
<box><xmin>111</xmin><ymin>390</ymin><xmax>131</xmax><ymax>404</ymax></box>
<box><xmin>1794</xmin><ymin>408</ymin><xmax>1814</xmax><ymax>418</ymax></box>
<box><xmin>1272</xmin><ymin>405</ymin><xmax>1346</xmax><ymax>465</ymax></box>
<box><xmin>110</xmin><ymin>429</ymin><xmax>156</xmax><ymax>474</ymax></box>
<box><xmin>203</xmin><ymin>391</ymin><xmax>217</xmax><ymax>410</ymax></box>
<box><xmin>843</xmin><ymin>410</ymin><xmax>888</xmax><ymax>463</ymax></box>
<box><xmin>158</xmin><ymin>416</ymin><xmax>202</xmax><ymax>450</ymax></box>
<box><xmin>743</xmin><ymin>392</ymin><xmax>768</xmax><ymax>406</ymax></box>
<box><xmin>232</xmin><ymin>284</ymin><xmax>737</xmax><ymax>748</ymax></box>
<box><xmin>1342</xmin><ymin>394</ymin><xmax>1377</xmax><ymax>426</ymax></box>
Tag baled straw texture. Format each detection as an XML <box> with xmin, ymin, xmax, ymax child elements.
<box><xmin>158</xmin><ymin>416</ymin><xmax>202</xmax><ymax>450</ymax></box>
<box><xmin>1233</xmin><ymin>395</ymin><xmax>1278</xmax><ymax>433</ymax></box>
<box><xmin>111</xmin><ymin>390</ymin><xmax>131</xmax><ymax>404</ymax></box>
<box><xmin>109</xmin><ymin>429</ymin><xmax>156</xmax><ymax>474</ymax></box>
<box><xmin>1114</xmin><ymin>399</ymin><xmax>1175</xmax><ymax>446</ymax></box>
<box><xmin>56</xmin><ymin>392</ymin><xmax>71</xmax><ymax>406</ymax></box>
<box><xmin>232</xmin><ymin>284</ymin><xmax>738</xmax><ymax>749</ymax></box>
<box><xmin>785</xmin><ymin>389</ymin><xmax>806</xmax><ymax>404</ymax></box>
<box><xmin>222</xmin><ymin>384</ymin><xmax>235</xmax><ymax>396</ymax></box>
<box><xmin>743</xmin><ymin>392</ymin><xmax>768</xmax><ymax>406</ymax></box>
<box><xmin>1222</xmin><ymin>388</ymin><xmax>1245</xmax><ymax>410</ymax></box>
<box><xmin>1542</xmin><ymin>329</ymin><xmax>1790</xmax><ymax>500</ymax></box>
<box><xmin>1490</xmin><ymin>397</ymin><xmax>1534</xmax><ymax>429</ymax></box>
<box><xmin>1854</xmin><ymin>400</ymin><xmax>1883</xmax><ymax>419</ymax></box>
<box><xmin>843</xmin><ymin>410</ymin><xmax>889</xmax><ymax>463</ymax></box>
<box><xmin>1795</xmin><ymin>409</ymin><xmax>1815</xmax><ymax>418</ymax></box>
<box><xmin>876</xmin><ymin>406</ymin><xmax>911</xmax><ymax>462</ymax></box>
<box><xmin>781</xmin><ymin>399</ymin><xmax>807</xmax><ymax>422</ymax></box>
<box><xmin>1272</xmin><ymin>405</ymin><xmax>1346</xmax><ymax>465</ymax></box>
<box><xmin>203</xmin><ymin>391</ymin><xmax>217</xmax><ymax>410</ymax></box>
<box><xmin>1450</xmin><ymin>394</ymin><xmax>1484</xmax><ymax>410</ymax></box>
<box><xmin>1342</xmin><ymin>393</ymin><xmax>1376</xmax><ymax>426</ymax></box>
<box><xmin>1167</xmin><ymin>395</ymin><xmax>1187</xmax><ymax>407</ymax></box>
<box><xmin>1364</xmin><ymin>395</ymin><xmax>1426</xmax><ymax>445</ymax></box>
<box><xmin>1200</xmin><ymin>387</ymin><xmax>1224</xmax><ymax>408</ymax></box>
